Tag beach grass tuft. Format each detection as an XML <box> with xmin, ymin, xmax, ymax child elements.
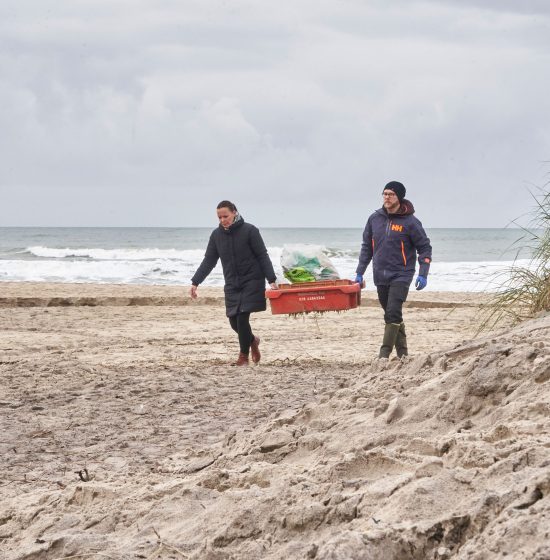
<box><xmin>479</xmin><ymin>186</ymin><xmax>550</xmax><ymax>331</ymax></box>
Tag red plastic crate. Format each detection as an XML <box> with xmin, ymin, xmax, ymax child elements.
<box><xmin>266</xmin><ymin>279</ymin><xmax>361</xmax><ymax>314</ymax></box>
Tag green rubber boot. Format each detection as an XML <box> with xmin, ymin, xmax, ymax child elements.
<box><xmin>396</xmin><ymin>322</ymin><xmax>408</xmax><ymax>358</ymax></box>
<box><xmin>379</xmin><ymin>322</ymin><xmax>401</xmax><ymax>359</ymax></box>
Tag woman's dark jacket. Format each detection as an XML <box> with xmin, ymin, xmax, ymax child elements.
<box><xmin>356</xmin><ymin>200</ymin><xmax>432</xmax><ymax>286</ymax></box>
<box><xmin>191</xmin><ymin>217</ymin><xmax>277</xmax><ymax>317</ymax></box>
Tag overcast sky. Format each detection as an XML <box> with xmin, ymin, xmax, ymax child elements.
<box><xmin>1</xmin><ymin>0</ymin><xmax>549</xmax><ymax>228</ymax></box>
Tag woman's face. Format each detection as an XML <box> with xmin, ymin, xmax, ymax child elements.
<box><xmin>217</xmin><ymin>207</ymin><xmax>237</xmax><ymax>229</ymax></box>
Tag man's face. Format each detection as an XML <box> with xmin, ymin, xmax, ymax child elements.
<box><xmin>382</xmin><ymin>190</ymin><xmax>400</xmax><ymax>213</ymax></box>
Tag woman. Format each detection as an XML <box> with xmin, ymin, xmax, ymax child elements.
<box><xmin>190</xmin><ymin>201</ymin><xmax>278</xmax><ymax>366</ymax></box>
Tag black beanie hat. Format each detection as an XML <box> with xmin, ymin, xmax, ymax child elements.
<box><xmin>383</xmin><ymin>181</ymin><xmax>406</xmax><ymax>202</ymax></box>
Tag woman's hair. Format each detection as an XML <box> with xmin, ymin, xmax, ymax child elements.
<box><xmin>217</xmin><ymin>200</ymin><xmax>237</xmax><ymax>212</ymax></box>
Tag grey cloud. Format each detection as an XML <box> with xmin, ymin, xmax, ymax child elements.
<box><xmin>1</xmin><ymin>1</ymin><xmax>549</xmax><ymax>227</ymax></box>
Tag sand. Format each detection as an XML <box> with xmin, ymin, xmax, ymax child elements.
<box><xmin>0</xmin><ymin>283</ymin><xmax>548</xmax><ymax>559</ymax></box>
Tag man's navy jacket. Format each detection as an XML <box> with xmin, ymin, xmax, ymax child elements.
<box><xmin>356</xmin><ymin>199</ymin><xmax>432</xmax><ymax>286</ymax></box>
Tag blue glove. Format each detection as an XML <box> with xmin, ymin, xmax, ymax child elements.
<box><xmin>354</xmin><ymin>274</ymin><xmax>363</xmax><ymax>286</ymax></box>
<box><xmin>415</xmin><ymin>275</ymin><xmax>427</xmax><ymax>290</ymax></box>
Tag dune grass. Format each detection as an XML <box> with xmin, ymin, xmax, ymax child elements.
<box><xmin>479</xmin><ymin>187</ymin><xmax>550</xmax><ymax>331</ymax></box>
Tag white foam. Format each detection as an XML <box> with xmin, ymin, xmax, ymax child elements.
<box><xmin>0</xmin><ymin>259</ymin><xmax>224</xmax><ymax>285</ymax></box>
<box><xmin>25</xmin><ymin>246</ymin><xmax>207</xmax><ymax>261</ymax></box>
<box><xmin>0</xmin><ymin>245</ymin><xmax>537</xmax><ymax>292</ymax></box>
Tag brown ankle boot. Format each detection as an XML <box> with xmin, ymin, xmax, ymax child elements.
<box><xmin>234</xmin><ymin>352</ymin><xmax>249</xmax><ymax>366</ymax></box>
<box><xmin>250</xmin><ymin>336</ymin><xmax>261</xmax><ymax>364</ymax></box>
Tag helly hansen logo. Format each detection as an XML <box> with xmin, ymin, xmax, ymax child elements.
<box><xmin>391</xmin><ymin>224</ymin><xmax>403</xmax><ymax>232</ymax></box>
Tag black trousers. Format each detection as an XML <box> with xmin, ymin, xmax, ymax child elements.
<box><xmin>228</xmin><ymin>312</ymin><xmax>253</xmax><ymax>354</ymax></box>
<box><xmin>376</xmin><ymin>282</ymin><xmax>409</xmax><ymax>324</ymax></box>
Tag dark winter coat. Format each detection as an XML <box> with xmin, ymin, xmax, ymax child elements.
<box><xmin>191</xmin><ymin>217</ymin><xmax>277</xmax><ymax>317</ymax></box>
<box><xmin>356</xmin><ymin>200</ymin><xmax>432</xmax><ymax>286</ymax></box>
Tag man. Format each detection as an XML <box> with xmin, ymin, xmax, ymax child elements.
<box><xmin>355</xmin><ymin>181</ymin><xmax>432</xmax><ymax>359</ymax></box>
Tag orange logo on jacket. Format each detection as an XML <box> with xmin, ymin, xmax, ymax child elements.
<box><xmin>391</xmin><ymin>224</ymin><xmax>403</xmax><ymax>232</ymax></box>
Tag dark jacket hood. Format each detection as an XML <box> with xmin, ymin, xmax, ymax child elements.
<box><xmin>220</xmin><ymin>214</ymin><xmax>244</xmax><ymax>233</ymax></box>
<box><xmin>378</xmin><ymin>199</ymin><xmax>415</xmax><ymax>217</ymax></box>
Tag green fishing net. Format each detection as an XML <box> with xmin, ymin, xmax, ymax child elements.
<box><xmin>283</xmin><ymin>267</ymin><xmax>316</xmax><ymax>283</ymax></box>
<box><xmin>281</xmin><ymin>246</ymin><xmax>340</xmax><ymax>284</ymax></box>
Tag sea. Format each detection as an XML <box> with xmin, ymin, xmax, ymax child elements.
<box><xmin>0</xmin><ymin>227</ymin><xmax>538</xmax><ymax>292</ymax></box>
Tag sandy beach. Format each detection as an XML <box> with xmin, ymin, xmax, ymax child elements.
<box><xmin>1</xmin><ymin>283</ymin><xmax>548</xmax><ymax>559</ymax></box>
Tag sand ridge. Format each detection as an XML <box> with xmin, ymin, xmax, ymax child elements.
<box><xmin>0</xmin><ymin>282</ymin><xmax>483</xmax><ymax>308</ymax></box>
